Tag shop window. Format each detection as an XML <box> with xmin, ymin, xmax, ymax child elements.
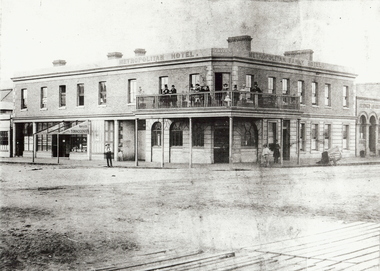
<box><xmin>104</xmin><ymin>120</ymin><xmax>114</xmax><ymax>150</ymax></box>
<box><xmin>21</xmin><ymin>89</ymin><xmax>27</xmax><ymax>109</ymax></box>
<box><xmin>99</xmin><ymin>82</ymin><xmax>106</xmax><ymax>105</ymax></box>
<box><xmin>37</xmin><ymin>123</ymin><xmax>51</xmax><ymax>151</ymax></box>
<box><xmin>298</xmin><ymin>81</ymin><xmax>304</xmax><ymax>104</ymax></box>
<box><xmin>312</xmin><ymin>82</ymin><xmax>318</xmax><ymax>105</ymax></box>
<box><xmin>343</xmin><ymin>125</ymin><xmax>349</xmax><ymax>149</ymax></box>
<box><xmin>325</xmin><ymin>84</ymin><xmax>331</xmax><ymax>106</ymax></box>
<box><xmin>0</xmin><ymin>131</ymin><xmax>9</xmax><ymax>150</ymax></box>
<box><xmin>23</xmin><ymin>123</ymin><xmax>33</xmax><ymax>151</ymax></box>
<box><xmin>40</xmin><ymin>87</ymin><xmax>47</xmax><ymax>109</ymax></box>
<box><xmin>311</xmin><ymin>124</ymin><xmax>318</xmax><ymax>150</ymax></box>
<box><xmin>192</xmin><ymin>122</ymin><xmax>204</xmax><ymax>147</ymax></box>
<box><xmin>343</xmin><ymin>86</ymin><xmax>349</xmax><ymax>107</ymax></box>
<box><xmin>159</xmin><ymin>77</ymin><xmax>168</xmax><ymax>94</ymax></box>
<box><xmin>170</xmin><ymin>122</ymin><xmax>183</xmax><ymax>147</ymax></box>
<box><xmin>152</xmin><ymin>122</ymin><xmax>161</xmax><ymax>146</ymax></box>
<box><xmin>300</xmin><ymin>123</ymin><xmax>306</xmax><ymax>151</ymax></box>
<box><xmin>59</xmin><ymin>85</ymin><xmax>66</xmax><ymax>107</ymax></box>
<box><xmin>268</xmin><ymin>77</ymin><xmax>275</xmax><ymax>94</ymax></box>
<box><xmin>241</xmin><ymin>121</ymin><xmax>258</xmax><ymax>147</ymax></box>
<box><xmin>77</xmin><ymin>84</ymin><xmax>84</xmax><ymax>106</ymax></box>
<box><xmin>71</xmin><ymin>135</ymin><xmax>87</xmax><ymax>152</ymax></box>
<box><xmin>324</xmin><ymin>124</ymin><xmax>331</xmax><ymax>150</ymax></box>
<box><xmin>245</xmin><ymin>75</ymin><xmax>253</xmax><ymax>89</ymax></box>
<box><xmin>128</xmin><ymin>79</ymin><xmax>136</xmax><ymax>103</ymax></box>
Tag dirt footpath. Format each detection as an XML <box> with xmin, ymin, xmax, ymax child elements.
<box><xmin>1</xmin><ymin>163</ymin><xmax>379</xmax><ymax>270</ymax></box>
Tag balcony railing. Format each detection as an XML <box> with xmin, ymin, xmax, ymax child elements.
<box><xmin>136</xmin><ymin>91</ymin><xmax>300</xmax><ymax>111</ymax></box>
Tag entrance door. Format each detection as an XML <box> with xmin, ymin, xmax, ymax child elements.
<box><xmin>282</xmin><ymin>120</ymin><xmax>290</xmax><ymax>160</ymax></box>
<box><xmin>214</xmin><ymin>127</ymin><xmax>229</xmax><ymax>163</ymax></box>
<box><xmin>52</xmin><ymin>135</ymin><xmax>70</xmax><ymax>157</ymax></box>
<box><xmin>369</xmin><ymin>116</ymin><xmax>376</xmax><ymax>153</ymax></box>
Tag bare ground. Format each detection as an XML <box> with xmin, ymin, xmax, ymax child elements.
<box><xmin>0</xmin><ymin>163</ymin><xmax>379</xmax><ymax>270</ymax></box>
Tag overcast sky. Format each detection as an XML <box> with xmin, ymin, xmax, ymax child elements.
<box><xmin>1</xmin><ymin>0</ymin><xmax>380</xmax><ymax>87</ymax></box>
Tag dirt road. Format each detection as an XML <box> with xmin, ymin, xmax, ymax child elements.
<box><xmin>1</xmin><ymin>163</ymin><xmax>379</xmax><ymax>270</ymax></box>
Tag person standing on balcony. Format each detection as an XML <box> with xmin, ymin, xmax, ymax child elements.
<box><xmin>170</xmin><ymin>85</ymin><xmax>177</xmax><ymax>107</ymax></box>
<box><xmin>162</xmin><ymin>84</ymin><xmax>170</xmax><ymax>107</ymax></box>
<box><xmin>251</xmin><ymin>82</ymin><xmax>262</xmax><ymax>106</ymax></box>
<box><xmin>232</xmin><ymin>85</ymin><xmax>239</xmax><ymax>106</ymax></box>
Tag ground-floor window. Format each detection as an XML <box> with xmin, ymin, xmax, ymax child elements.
<box><xmin>0</xmin><ymin>131</ymin><xmax>9</xmax><ymax>150</ymax></box>
<box><xmin>311</xmin><ymin>124</ymin><xmax>318</xmax><ymax>150</ymax></box>
<box><xmin>192</xmin><ymin>122</ymin><xmax>204</xmax><ymax>147</ymax></box>
<box><xmin>152</xmin><ymin>122</ymin><xmax>161</xmax><ymax>146</ymax></box>
<box><xmin>23</xmin><ymin>123</ymin><xmax>33</xmax><ymax>151</ymax></box>
<box><xmin>170</xmin><ymin>122</ymin><xmax>183</xmax><ymax>147</ymax></box>
<box><xmin>300</xmin><ymin>123</ymin><xmax>306</xmax><ymax>151</ymax></box>
<box><xmin>324</xmin><ymin>124</ymin><xmax>331</xmax><ymax>150</ymax></box>
<box><xmin>71</xmin><ymin>135</ymin><xmax>87</xmax><ymax>152</ymax></box>
<box><xmin>240</xmin><ymin>121</ymin><xmax>258</xmax><ymax>147</ymax></box>
<box><xmin>343</xmin><ymin>125</ymin><xmax>349</xmax><ymax>149</ymax></box>
<box><xmin>105</xmin><ymin>120</ymin><xmax>114</xmax><ymax>150</ymax></box>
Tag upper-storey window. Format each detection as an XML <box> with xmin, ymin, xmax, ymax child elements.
<box><xmin>343</xmin><ymin>86</ymin><xmax>349</xmax><ymax>107</ymax></box>
<box><xmin>77</xmin><ymin>84</ymin><xmax>84</xmax><ymax>106</ymax></box>
<box><xmin>325</xmin><ymin>84</ymin><xmax>331</xmax><ymax>106</ymax></box>
<box><xmin>40</xmin><ymin>87</ymin><xmax>47</xmax><ymax>109</ymax></box>
<box><xmin>128</xmin><ymin>79</ymin><xmax>137</xmax><ymax>103</ymax></box>
<box><xmin>190</xmin><ymin>74</ymin><xmax>200</xmax><ymax>90</ymax></box>
<box><xmin>298</xmin><ymin>81</ymin><xmax>304</xmax><ymax>104</ymax></box>
<box><xmin>245</xmin><ymin>75</ymin><xmax>253</xmax><ymax>89</ymax></box>
<box><xmin>282</xmin><ymin>79</ymin><xmax>289</xmax><ymax>95</ymax></box>
<box><xmin>312</xmin><ymin>82</ymin><xmax>318</xmax><ymax>105</ymax></box>
<box><xmin>268</xmin><ymin>77</ymin><xmax>275</xmax><ymax>94</ymax></box>
<box><xmin>99</xmin><ymin>82</ymin><xmax>106</xmax><ymax>105</ymax></box>
<box><xmin>21</xmin><ymin>89</ymin><xmax>27</xmax><ymax>109</ymax></box>
<box><xmin>59</xmin><ymin>85</ymin><xmax>66</xmax><ymax>107</ymax></box>
<box><xmin>160</xmin><ymin>76</ymin><xmax>168</xmax><ymax>94</ymax></box>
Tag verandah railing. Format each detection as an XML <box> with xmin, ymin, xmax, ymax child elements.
<box><xmin>136</xmin><ymin>91</ymin><xmax>300</xmax><ymax>110</ymax></box>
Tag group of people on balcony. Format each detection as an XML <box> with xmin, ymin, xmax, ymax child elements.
<box><xmin>158</xmin><ymin>82</ymin><xmax>264</xmax><ymax>108</ymax></box>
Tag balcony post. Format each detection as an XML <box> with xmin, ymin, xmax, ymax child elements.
<box><xmin>135</xmin><ymin>118</ymin><xmax>139</xmax><ymax>166</ymax></box>
<box><xmin>280</xmin><ymin>118</ymin><xmax>283</xmax><ymax>166</ymax></box>
<box><xmin>189</xmin><ymin>117</ymin><xmax>192</xmax><ymax>168</ymax></box>
<box><xmin>229</xmin><ymin>117</ymin><xmax>233</xmax><ymax>164</ymax></box>
<box><xmin>297</xmin><ymin>118</ymin><xmax>301</xmax><ymax>165</ymax></box>
<box><xmin>161</xmin><ymin>118</ymin><xmax>164</xmax><ymax>168</ymax></box>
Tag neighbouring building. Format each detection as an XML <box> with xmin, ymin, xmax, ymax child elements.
<box><xmin>0</xmin><ymin>88</ymin><xmax>13</xmax><ymax>157</ymax></box>
<box><xmin>11</xmin><ymin>35</ymin><xmax>357</xmax><ymax>165</ymax></box>
<box><xmin>356</xmin><ymin>83</ymin><xmax>380</xmax><ymax>157</ymax></box>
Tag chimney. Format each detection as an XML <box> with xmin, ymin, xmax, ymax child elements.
<box><xmin>227</xmin><ymin>35</ymin><xmax>252</xmax><ymax>52</ymax></box>
<box><xmin>107</xmin><ymin>52</ymin><xmax>123</xmax><ymax>60</ymax></box>
<box><xmin>134</xmin><ymin>48</ymin><xmax>146</xmax><ymax>57</ymax></box>
<box><xmin>52</xmin><ymin>60</ymin><xmax>66</xmax><ymax>67</ymax></box>
<box><xmin>284</xmin><ymin>50</ymin><xmax>314</xmax><ymax>61</ymax></box>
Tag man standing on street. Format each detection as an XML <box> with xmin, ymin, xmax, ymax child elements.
<box><xmin>105</xmin><ymin>144</ymin><xmax>112</xmax><ymax>167</ymax></box>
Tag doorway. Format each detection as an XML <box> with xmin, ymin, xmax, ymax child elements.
<box><xmin>282</xmin><ymin>120</ymin><xmax>290</xmax><ymax>160</ymax></box>
<box><xmin>214</xmin><ymin>127</ymin><xmax>229</xmax><ymax>163</ymax></box>
<box><xmin>52</xmin><ymin>135</ymin><xmax>70</xmax><ymax>157</ymax></box>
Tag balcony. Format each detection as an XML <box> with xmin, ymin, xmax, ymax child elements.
<box><xmin>136</xmin><ymin>91</ymin><xmax>300</xmax><ymax>111</ymax></box>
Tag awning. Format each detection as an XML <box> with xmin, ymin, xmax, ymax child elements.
<box><xmin>35</xmin><ymin>121</ymin><xmax>89</xmax><ymax>135</ymax></box>
<box><xmin>60</xmin><ymin>121</ymin><xmax>89</xmax><ymax>135</ymax></box>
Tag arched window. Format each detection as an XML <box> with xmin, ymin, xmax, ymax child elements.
<box><xmin>170</xmin><ymin>122</ymin><xmax>183</xmax><ymax>146</ymax></box>
<box><xmin>241</xmin><ymin>121</ymin><xmax>258</xmax><ymax>147</ymax></box>
<box><xmin>192</xmin><ymin>122</ymin><xmax>205</xmax><ymax>147</ymax></box>
<box><xmin>152</xmin><ymin>122</ymin><xmax>161</xmax><ymax>146</ymax></box>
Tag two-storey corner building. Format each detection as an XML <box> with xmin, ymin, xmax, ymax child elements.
<box><xmin>11</xmin><ymin>35</ymin><xmax>357</xmax><ymax>165</ymax></box>
<box><xmin>356</xmin><ymin>83</ymin><xmax>380</xmax><ymax>157</ymax></box>
<box><xmin>0</xmin><ymin>88</ymin><xmax>13</xmax><ymax>157</ymax></box>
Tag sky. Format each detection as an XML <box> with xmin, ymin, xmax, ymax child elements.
<box><xmin>1</xmin><ymin>0</ymin><xmax>380</xmax><ymax>87</ymax></box>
